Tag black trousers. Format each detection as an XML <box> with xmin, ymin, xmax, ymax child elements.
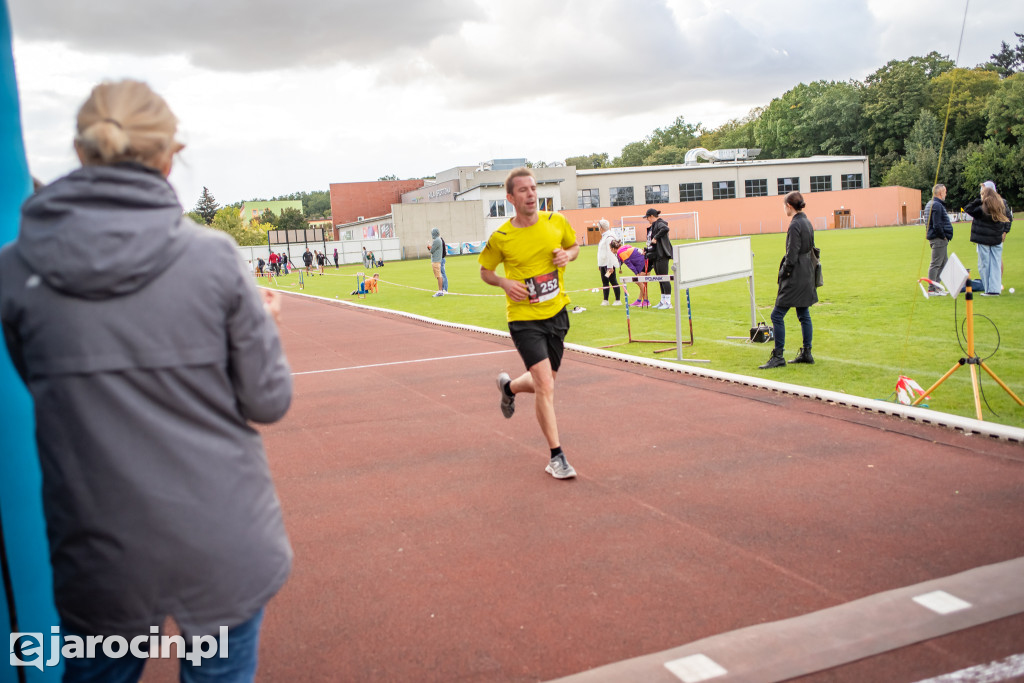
<box><xmin>598</xmin><ymin>267</ymin><xmax>620</xmax><ymax>301</ymax></box>
<box><xmin>653</xmin><ymin>258</ymin><xmax>671</xmax><ymax>295</ymax></box>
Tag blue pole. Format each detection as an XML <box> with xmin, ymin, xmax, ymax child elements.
<box><xmin>0</xmin><ymin>2</ymin><xmax>61</xmax><ymax>679</ymax></box>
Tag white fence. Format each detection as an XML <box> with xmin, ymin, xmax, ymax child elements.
<box><xmin>237</xmin><ymin>238</ymin><xmax>401</xmax><ymax>267</ymax></box>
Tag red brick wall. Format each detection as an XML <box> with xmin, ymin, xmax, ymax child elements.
<box><xmin>330</xmin><ymin>180</ymin><xmax>425</xmax><ymax>225</ymax></box>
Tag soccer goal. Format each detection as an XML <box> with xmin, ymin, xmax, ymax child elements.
<box><xmin>619</xmin><ymin>212</ymin><xmax>700</xmax><ymax>242</ymax></box>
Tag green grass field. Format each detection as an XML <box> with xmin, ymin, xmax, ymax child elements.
<box><xmin>266</xmin><ymin>223</ymin><xmax>1024</xmax><ymax>429</ymax></box>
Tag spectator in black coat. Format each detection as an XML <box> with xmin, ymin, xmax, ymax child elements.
<box><xmin>966</xmin><ymin>181</ymin><xmax>1012</xmax><ymax>296</ymax></box>
<box><xmin>643</xmin><ymin>208</ymin><xmax>673</xmax><ymax>309</ymax></box>
<box><xmin>924</xmin><ymin>184</ymin><xmax>953</xmax><ymax>296</ymax></box>
<box><xmin>760</xmin><ymin>191</ymin><xmax>818</xmax><ymax>369</ymax></box>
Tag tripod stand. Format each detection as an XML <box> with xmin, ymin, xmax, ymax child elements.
<box><xmin>912</xmin><ymin>284</ymin><xmax>1023</xmax><ymax>420</ymax></box>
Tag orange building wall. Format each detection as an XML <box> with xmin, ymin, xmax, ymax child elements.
<box><xmin>565</xmin><ymin>186</ymin><xmax>923</xmax><ymax>245</ymax></box>
<box><xmin>330</xmin><ymin>179</ymin><xmax>425</xmax><ymax>226</ymax></box>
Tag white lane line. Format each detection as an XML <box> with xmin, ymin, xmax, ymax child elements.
<box><xmin>913</xmin><ymin>653</ymin><xmax>1024</xmax><ymax>682</ymax></box>
<box><xmin>291</xmin><ymin>349</ymin><xmax>515</xmax><ymax>376</ymax></box>
<box><xmin>664</xmin><ymin>654</ymin><xmax>728</xmax><ymax>682</ymax></box>
<box><xmin>913</xmin><ymin>590</ymin><xmax>972</xmax><ymax>615</ymax></box>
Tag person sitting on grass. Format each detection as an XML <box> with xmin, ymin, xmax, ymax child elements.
<box><xmin>608</xmin><ymin>239</ymin><xmax>649</xmax><ymax>307</ymax></box>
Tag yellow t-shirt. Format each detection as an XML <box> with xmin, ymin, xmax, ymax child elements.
<box><xmin>479</xmin><ymin>212</ymin><xmax>577</xmax><ymax>322</ymax></box>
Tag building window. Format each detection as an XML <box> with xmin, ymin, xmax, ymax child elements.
<box><xmin>644</xmin><ymin>184</ymin><xmax>669</xmax><ymax>204</ymax></box>
<box><xmin>778</xmin><ymin>177</ymin><xmax>800</xmax><ymax>195</ymax></box>
<box><xmin>609</xmin><ymin>186</ymin><xmax>635</xmax><ymax>207</ymax></box>
<box><xmin>810</xmin><ymin>175</ymin><xmax>832</xmax><ymax>192</ymax></box>
<box><xmin>488</xmin><ymin>199</ymin><xmax>513</xmax><ymax>217</ymax></box>
<box><xmin>841</xmin><ymin>173</ymin><xmax>863</xmax><ymax>190</ymax></box>
<box><xmin>744</xmin><ymin>179</ymin><xmax>768</xmax><ymax>197</ymax></box>
<box><xmin>711</xmin><ymin>181</ymin><xmax>736</xmax><ymax>200</ymax></box>
<box><xmin>538</xmin><ymin>197</ymin><xmax>553</xmax><ymax>211</ymax></box>
<box><xmin>679</xmin><ymin>182</ymin><xmax>703</xmax><ymax>202</ymax></box>
<box><xmin>577</xmin><ymin>188</ymin><xmax>600</xmax><ymax>209</ymax></box>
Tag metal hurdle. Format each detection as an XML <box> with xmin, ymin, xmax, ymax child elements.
<box><xmin>600</xmin><ymin>274</ymin><xmax>689</xmax><ymax>349</ymax></box>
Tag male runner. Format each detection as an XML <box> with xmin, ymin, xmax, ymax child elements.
<box><xmin>479</xmin><ymin>168</ymin><xmax>580</xmax><ymax>479</ymax></box>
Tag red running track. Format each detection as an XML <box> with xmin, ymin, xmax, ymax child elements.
<box><xmin>142</xmin><ymin>293</ymin><xmax>1024</xmax><ymax>683</ymax></box>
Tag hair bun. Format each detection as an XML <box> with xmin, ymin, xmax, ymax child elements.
<box><xmin>77</xmin><ymin>119</ymin><xmax>131</xmax><ymax>164</ymax></box>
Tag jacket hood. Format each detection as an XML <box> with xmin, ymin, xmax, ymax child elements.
<box><xmin>18</xmin><ymin>163</ymin><xmax>189</xmax><ymax>300</ymax></box>
<box><xmin>431</xmin><ymin>228</ymin><xmax>440</xmax><ymax>238</ymax></box>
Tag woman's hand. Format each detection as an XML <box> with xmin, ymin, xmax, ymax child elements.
<box><xmin>262</xmin><ymin>289</ymin><xmax>282</xmax><ymax>325</ymax></box>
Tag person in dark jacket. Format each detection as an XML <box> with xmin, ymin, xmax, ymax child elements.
<box><xmin>924</xmin><ymin>184</ymin><xmax>953</xmax><ymax>296</ymax></box>
<box><xmin>760</xmin><ymin>191</ymin><xmax>818</xmax><ymax>369</ymax></box>
<box><xmin>643</xmin><ymin>208</ymin><xmax>673</xmax><ymax>309</ymax></box>
<box><xmin>965</xmin><ymin>181</ymin><xmax>1012</xmax><ymax>296</ymax></box>
<box><xmin>0</xmin><ymin>80</ymin><xmax>293</xmax><ymax>680</ymax></box>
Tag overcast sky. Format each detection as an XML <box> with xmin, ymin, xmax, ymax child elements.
<box><xmin>8</xmin><ymin>0</ymin><xmax>1023</xmax><ymax>210</ymax></box>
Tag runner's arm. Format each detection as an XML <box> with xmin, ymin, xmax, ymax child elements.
<box><xmin>552</xmin><ymin>244</ymin><xmax>579</xmax><ymax>267</ymax></box>
<box><xmin>480</xmin><ymin>266</ymin><xmax>527</xmax><ymax>301</ymax></box>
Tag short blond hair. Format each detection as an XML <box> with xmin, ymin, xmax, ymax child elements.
<box><xmin>75</xmin><ymin>80</ymin><xmax>181</xmax><ymax>168</ymax></box>
<box><xmin>504</xmin><ymin>167</ymin><xmax>535</xmax><ymax>195</ymax></box>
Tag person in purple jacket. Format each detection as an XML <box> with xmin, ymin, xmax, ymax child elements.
<box><xmin>609</xmin><ymin>238</ymin><xmax>650</xmax><ymax>307</ymax></box>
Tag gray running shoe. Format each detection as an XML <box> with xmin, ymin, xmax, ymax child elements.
<box><xmin>497</xmin><ymin>372</ymin><xmax>515</xmax><ymax>418</ymax></box>
<box><xmin>545</xmin><ymin>454</ymin><xmax>577</xmax><ymax>479</ymax></box>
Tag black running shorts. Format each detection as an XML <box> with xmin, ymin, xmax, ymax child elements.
<box><xmin>507</xmin><ymin>307</ymin><xmax>570</xmax><ymax>372</ymax></box>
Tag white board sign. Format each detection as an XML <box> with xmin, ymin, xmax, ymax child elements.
<box><xmin>674</xmin><ymin>236</ymin><xmax>753</xmax><ymax>288</ymax></box>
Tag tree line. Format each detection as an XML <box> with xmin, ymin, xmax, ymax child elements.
<box><xmin>566</xmin><ymin>35</ymin><xmax>1024</xmax><ymax>210</ymax></box>
<box><xmin>189</xmin><ymin>187</ymin><xmax>331</xmax><ymax>246</ymax></box>
<box><xmin>192</xmin><ymin>35</ymin><xmax>1023</xmax><ymax>245</ymax></box>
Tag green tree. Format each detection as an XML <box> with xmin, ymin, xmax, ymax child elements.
<box><xmin>862</xmin><ymin>53</ymin><xmax>954</xmax><ymax>158</ymax></box>
<box><xmin>209</xmin><ymin>206</ymin><xmax>241</xmax><ymax>233</ymax></box>
<box><xmin>277</xmin><ymin>207</ymin><xmax>306</xmax><ymax>233</ymax></box>
<box><xmin>755</xmin><ymin>81</ymin><xmax>863</xmax><ymax>158</ymax></box>
<box><xmin>697</xmin><ymin>108</ymin><xmax>762</xmax><ymax>151</ymax></box>
<box><xmin>378</xmin><ymin>174</ymin><xmax>398</xmax><ymax>181</ymax></box>
<box><xmin>646</xmin><ymin>115</ymin><xmax>702</xmax><ymax>152</ymax></box>
<box><xmin>985</xmin><ymin>72</ymin><xmax>1024</xmax><ymax>145</ymax></box>
<box><xmin>565</xmin><ymin>153</ymin><xmax>609</xmax><ymax>168</ymax></box>
<box><xmin>989</xmin><ymin>32</ymin><xmax>1024</xmax><ymax>78</ymax></box>
<box><xmin>208</xmin><ymin>207</ymin><xmax>267</xmax><ymax>246</ymax></box>
<box><xmin>964</xmin><ymin>139</ymin><xmax>1024</xmax><ymax>208</ymax></box>
<box><xmin>801</xmin><ymin>81</ymin><xmax>867</xmax><ymax>155</ymax></box>
<box><xmin>870</xmin><ymin>150</ymin><xmax>901</xmax><ymax>187</ymax></box>
<box><xmin>259</xmin><ymin>208</ymin><xmax>278</xmax><ymax>227</ymax></box>
<box><xmin>242</xmin><ymin>220</ymin><xmax>272</xmax><ymax>247</ymax></box>
<box><xmin>880</xmin><ymin>157</ymin><xmax>926</xmax><ymax>190</ymax></box>
<box><xmin>884</xmin><ymin>109</ymin><xmax>944</xmax><ymax>194</ymax></box>
<box><xmin>303</xmin><ymin>191</ymin><xmax>331</xmax><ymax>218</ymax></box>
<box><xmin>612</xmin><ymin>140</ymin><xmax>650</xmax><ymax>167</ymax></box>
<box><xmin>925</xmin><ymin>68</ymin><xmax>1000</xmax><ymax>152</ymax></box>
<box><xmin>644</xmin><ymin>145</ymin><xmax>689</xmax><ymax>165</ymax></box>
<box><xmin>907</xmin><ymin>109</ymin><xmax>941</xmax><ymax>157</ymax></box>
<box><xmin>268</xmin><ymin>191</ymin><xmax>332</xmax><ymax>219</ymax></box>
<box><xmin>942</xmin><ymin>142</ymin><xmax>982</xmax><ymax>209</ymax></box>
<box><xmin>193</xmin><ymin>187</ymin><xmax>220</xmax><ymax>225</ymax></box>
<box><xmin>184</xmin><ymin>211</ymin><xmax>204</xmax><ymax>225</ymax></box>
<box><xmin>611</xmin><ymin>116</ymin><xmax>701</xmax><ymax>167</ymax></box>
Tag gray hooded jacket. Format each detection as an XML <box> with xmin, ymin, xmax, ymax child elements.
<box><xmin>430</xmin><ymin>227</ymin><xmax>443</xmax><ymax>263</ymax></box>
<box><xmin>0</xmin><ymin>163</ymin><xmax>293</xmax><ymax>637</ymax></box>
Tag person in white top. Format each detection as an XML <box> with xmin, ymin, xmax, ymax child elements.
<box><xmin>595</xmin><ymin>219</ymin><xmax>622</xmax><ymax>306</ymax></box>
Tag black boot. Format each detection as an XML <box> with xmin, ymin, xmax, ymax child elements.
<box><xmin>759</xmin><ymin>348</ymin><xmax>786</xmax><ymax>369</ymax></box>
<box><xmin>789</xmin><ymin>347</ymin><xmax>814</xmax><ymax>364</ymax></box>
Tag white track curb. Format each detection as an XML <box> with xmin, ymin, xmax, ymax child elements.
<box><xmin>283</xmin><ymin>290</ymin><xmax>1024</xmax><ymax>444</ymax></box>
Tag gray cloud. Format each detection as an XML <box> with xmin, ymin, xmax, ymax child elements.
<box><xmin>11</xmin><ymin>0</ymin><xmax>1019</xmax><ymax>121</ymax></box>
<box><xmin>9</xmin><ymin>0</ymin><xmax>484</xmax><ymax>71</ymax></box>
